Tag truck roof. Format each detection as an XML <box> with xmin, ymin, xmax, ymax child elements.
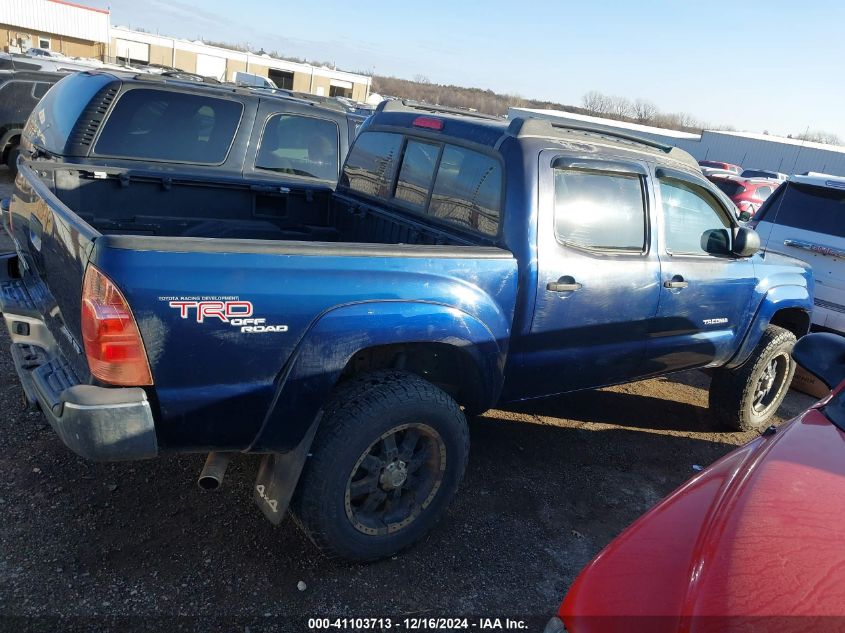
<box><xmin>373</xmin><ymin>100</ymin><xmax>701</xmax><ymax>171</ymax></box>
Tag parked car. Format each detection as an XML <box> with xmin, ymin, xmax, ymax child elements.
<box><xmin>24</xmin><ymin>47</ymin><xmax>64</xmax><ymax>59</ymax></box>
<box><xmin>740</xmin><ymin>168</ymin><xmax>788</xmax><ymax>181</ymax></box>
<box><xmin>544</xmin><ymin>331</ymin><xmax>845</xmax><ymax>633</ymax></box>
<box><xmin>698</xmin><ymin>159</ymin><xmax>741</xmax><ymax>174</ymax></box>
<box><xmin>749</xmin><ymin>173</ymin><xmax>845</xmax><ymax>334</ymax></box>
<box><xmin>0</xmin><ymin>69</ymin><xmax>65</xmax><ymax>175</ymax></box>
<box><xmin>1</xmin><ymin>95</ymin><xmax>813</xmax><ymax>561</ymax></box>
<box><xmin>706</xmin><ymin>174</ymin><xmax>779</xmax><ymax>218</ymax></box>
<box><xmin>18</xmin><ymin>71</ymin><xmax>361</xmax><ymax>182</ymax></box>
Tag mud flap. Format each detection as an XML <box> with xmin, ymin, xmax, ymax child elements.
<box><xmin>253</xmin><ymin>413</ymin><xmax>321</xmax><ymax>525</ymax></box>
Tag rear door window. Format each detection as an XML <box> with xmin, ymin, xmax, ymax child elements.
<box><xmin>94</xmin><ymin>88</ymin><xmax>243</xmax><ymax>163</ymax></box>
<box><xmin>554</xmin><ymin>169</ymin><xmax>646</xmax><ymax>251</ymax></box>
<box><xmin>768</xmin><ymin>182</ymin><xmax>845</xmax><ymax>238</ymax></box>
<box><xmin>255</xmin><ymin>114</ymin><xmax>339</xmax><ymax>181</ymax></box>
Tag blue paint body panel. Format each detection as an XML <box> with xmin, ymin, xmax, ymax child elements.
<box><xmin>4</xmin><ymin>88</ymin><xmax>815</xmax><ymax>456</ymax></box>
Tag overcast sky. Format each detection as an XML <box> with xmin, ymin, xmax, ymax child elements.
<box><xmin>86</xmin><ymin>0</ymin><xmax>845</xmax><ymax>140</ymax></box>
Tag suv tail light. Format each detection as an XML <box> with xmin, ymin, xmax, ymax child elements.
<box><xmin>81</xmin><ymin>265</ymin><xmax>153</xmax><ymax>386</ymax></box>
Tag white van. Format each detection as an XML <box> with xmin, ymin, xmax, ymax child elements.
<box><xmin>751</xmin><ymin>174</ymin><xmax>845</xmax><ymax>333</ymax></box>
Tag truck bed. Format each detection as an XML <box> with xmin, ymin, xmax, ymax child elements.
<box><xmin>46</xmin><ymin>165</ymin><xmax>480</xmax><ymax>247</ymax></box>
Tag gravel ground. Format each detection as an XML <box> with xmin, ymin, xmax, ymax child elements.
<box><xmin>0</xmin><ymin>168</ymin><xmax>818</xmax><ymax>632</ymax></box>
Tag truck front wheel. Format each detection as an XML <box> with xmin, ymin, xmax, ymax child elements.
<box><xmin>291</xmin><ymin>370</ymin><xmax>469</xmax><ymax>561</ymax></box>
<box><xmin>709</xmin><ymin>325</ymin><xmax>797</xmax><ymax>432</ymax></box>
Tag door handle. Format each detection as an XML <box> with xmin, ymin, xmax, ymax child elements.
<box><xmin>547</xmin><ymin>276</ymin><xmax>582</xmax><ymax>292</ymax></box>
<box><xmin>663</xmin><ymin>275</ymin><xmax>688</xmax><ymax>289</ymax></box>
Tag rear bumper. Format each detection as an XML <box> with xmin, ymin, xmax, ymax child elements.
<box><xmin>1</xmin><ymin>274</ymin><xmax>158</xmax><ymax>461</ymax></box>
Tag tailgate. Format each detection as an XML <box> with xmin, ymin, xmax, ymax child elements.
<box><xmin>4</xmin><ymin>161</ymin><xmax>99</xmax><ymax>380</ymax></box>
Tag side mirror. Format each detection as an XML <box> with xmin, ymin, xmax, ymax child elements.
<box><xmin>738</xmin><ymin>210</ymin><xmax>753</xmax><ymax>222</ymax></box>
<box><xmin>732</xmin><ymin>227</ymin><xmax>761</xmax><ymax>257</ymax></box>
<box><xmin>701</xmin><ymin>228</ymin><xmax>730</xmax><ymax>255</ymax></box>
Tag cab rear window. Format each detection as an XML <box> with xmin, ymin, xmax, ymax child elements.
<box><xmin>341</xmin><ymin>131</ymin><xmax>503</xmax><ymax>237</ymax></box>
<box><xmin>95</xmin><ymin>88</ymin><xmax>243</xmax><ymax>164</ymax></box>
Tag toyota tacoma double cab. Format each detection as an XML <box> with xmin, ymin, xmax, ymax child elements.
<box><xmin>0</xmin><ymin>80</ymin><xmax>813</xmax><ymax>560</ymax></box>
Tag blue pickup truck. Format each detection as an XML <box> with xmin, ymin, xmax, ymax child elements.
<box><xmin>1</xmin><ymin>76</ymin><xmax>813</xmax><ymax>560</ymax></box>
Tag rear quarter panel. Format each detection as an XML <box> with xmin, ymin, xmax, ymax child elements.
<box><xmin>91</xmin><ymin>239</ymin><xmax>517</xmax><ymax>450</ymax></box>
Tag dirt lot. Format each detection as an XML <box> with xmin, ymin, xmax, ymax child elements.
<box><xmin>0</xmin><ymin>169</ymin><xmax>818</xmax><ymax>631</ymax></box>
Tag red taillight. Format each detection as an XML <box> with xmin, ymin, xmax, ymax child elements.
<box><xmin>412</xmin><ymin>116</ymin><xmax>444</xmax><ymax>131</ymax></box>
<box><xmin>81</xmin><ymin>265</ymin><xmax>152</xmax><ymax>386</ymax></box>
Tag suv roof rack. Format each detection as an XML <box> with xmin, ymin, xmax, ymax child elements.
<box><xmin>507</xmin><ymin>117</ymin><xmax>699</xmax><ymax>169</ymax></box>
<box><xmin>377</xmin><ymin>99</ymin><xmax>502</xmax><ymax>121</ymax></box>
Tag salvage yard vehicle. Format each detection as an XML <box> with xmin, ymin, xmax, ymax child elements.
<box><xmin>749</xmin><ymin>173</ymin><xmax>845</xmax><ymax>334</ymax></box>
<box><xmin>706</xmin><ymin>174</ymin><xmax>778</xmax><ymax>218</ymax></box>
<box><xmin>698</xmin><ymin>159</ymin><xmax>741</xmax><ymax>174</ymax></box>
<box><xmin>0</xmin><ymin>70</ymin><xmax>65</xmax><ymax>175</ymax></box>
<box><xmin>0</xmin><ymin>83</ymin><xmax>814</xmax><ymax>560</ymax></box>
<box><xmin>545</xmin><ymin>332</ymin><xmax>845</xmax><ymax>633</ymax></box>
<box><xmin>16</xmin><ymin>71</ymin><xmax>362</xmax><ymax>182</ymax></box>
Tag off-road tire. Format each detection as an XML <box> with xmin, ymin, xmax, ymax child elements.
<box><xmin>291</xmin><ymin>370</ymin><xmax>470</xmax><ymax>561</ymax></box>
<box><xmin>710</xmin><ymin>325</ymin><xmax>797</xmax><ymax>432</ymax></box>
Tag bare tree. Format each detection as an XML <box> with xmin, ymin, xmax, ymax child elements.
<box><xmin>582</xmin><ymin>90</ymin><xmax>611</xmax><ymax>114</ymax></box>
<box><xmin>606</xmin><ymin>95</ymin><xmax>633</xmax><ymax>119</ymax></box>
<box><xmin>794</xmin><ymin>130</ymin><xmax>842</xmax><ymax>146</ymax></box>
<box><xmin>413</xmin><ymin>74</ymin><xmax>431</xmax><ymax>85</ymax></box>
<box><xmin>633</xmin><ymin>99</ymin><xmax>658</xmax><ymax>123</ymax></box>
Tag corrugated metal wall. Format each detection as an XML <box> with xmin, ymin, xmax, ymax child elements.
<box><xmin>0</xmin><ymin>0</ymin><xmax>110</xmax><ymax>43</ymax></box>
<box><xmin>672</xmin><ymin>132</ymin><xmax>845</xmax><ymax>177</ymax></box>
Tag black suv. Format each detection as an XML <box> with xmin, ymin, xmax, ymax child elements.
<box><xmin>0</xmin><ymin>70</ymin><xmax>65</xmax><ymax>175</ymax></box>
<box><xmin>22</xmin><ymin>71</ymin><xmax>365</xmax><ymax>185</ymax></box>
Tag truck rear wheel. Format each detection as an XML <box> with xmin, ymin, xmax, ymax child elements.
<box><xmin>709</xmin><ymin>325</ymin><xmax>797</xmax><ymax>432</ymax></box>
<box><xmin>291</xmin><ymin>370</ymin><xmax>469</xmax><ymax>561</ymax></box>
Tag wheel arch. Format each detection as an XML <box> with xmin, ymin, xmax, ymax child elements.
<box><xmin>726</xmin><ymin>285</ymin><xmax>812</xmax><ymax>369</ymax></box>
<box><xmin>249</xmin><ymin>300</ymin><xmax>508</xmax><ymax>453</ymax></box>
<box><xmin>0</xmin><ymin>130</ymin><xmax>21</xmax><ymax>161</ymax></box>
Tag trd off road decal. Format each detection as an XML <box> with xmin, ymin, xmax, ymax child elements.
<box><xmin>159</xmin><ymin>296</ymin><xmax>288</xmax><ymax>333</ymax></box>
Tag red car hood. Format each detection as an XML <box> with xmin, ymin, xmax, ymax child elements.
<box><xmin>561</xmin><ymin>393</ymin><xmax>845</xmax><ymax>631</ymax></box>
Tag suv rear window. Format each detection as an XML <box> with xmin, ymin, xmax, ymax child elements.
<box><xmin>762</xmin><ymin>182</ymin><xmax>845</xmax><ymax>238</ymax></box>
<box><xmin>95</xmin><ymin>88</ymin><xmax>243</xmax><ymax>164</ymax></box>
<box><xmin>255</xmin><ymin>114</ymin><xmax>339</xmax><ymax>181</ymax></box>
<box><xmin>341</xmin><ymin>131</ymin><xmax>503</xmax><ymax>237</ymax></box>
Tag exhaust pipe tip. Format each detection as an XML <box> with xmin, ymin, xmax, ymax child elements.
<box><xmin>197</xmin><ymin>474</ymin><xmax>222</xmax><ymax>490</ymax></box>
<box><xmin>197</xmin><ymin>452</ymin><xmax>233</xmax><ymax>491</ymax></box>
